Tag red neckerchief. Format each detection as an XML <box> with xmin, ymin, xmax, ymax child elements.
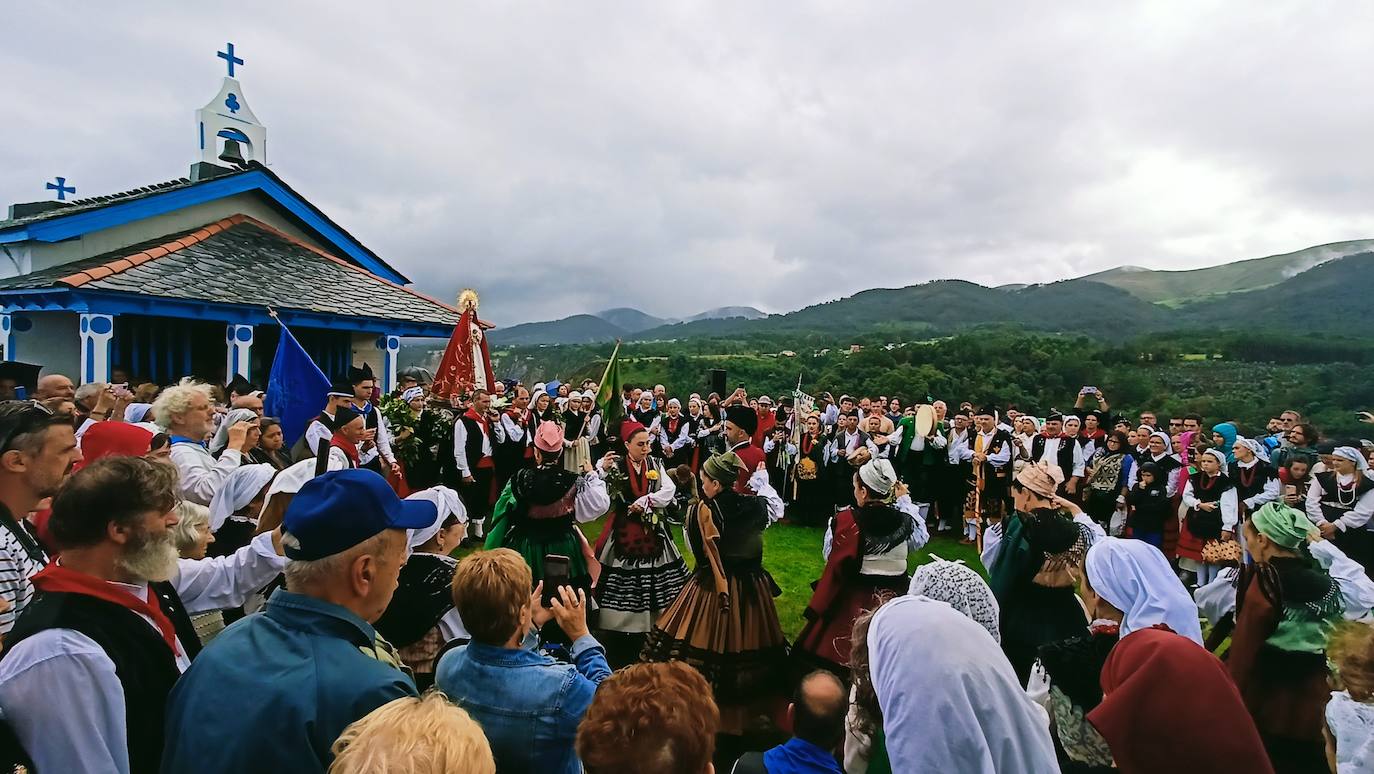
<box><xmin>626</xmin><ymin>457</ymin><xmax>650</xmax><ymax>500</ymax></box>
<box><xmin>1200</xmin><ymin>473</ymin><xmax>1219</xmax><ymax>491</ymax></box>
<box><xmin>464</xmin><ymin>407</ymin><xmax>490</xmax><ymax>433</ymax></box>
<box><xmin>31</xmin><ymin>563</ymin><xmax>179</xmax><ymax>654</ymax></box>
<box><xmin>666</xmin><ymin>417</ymin><xmax>680</xmax><ymax>435</ymax></box>
<box><xmin>801</xmin><ymin>434</ymin><xmax>816</xmax><ymax>456</ymax></box>
<box><xmin>1238</xmin><ymin>464</ymin><xmax>1257</xmax><ymax>489</ymax></box>
<box><xmin>1083</xmin><ymin>429</ymin><xmax>1106</xmax><ymax>441</ymax></box>
<box><xmin>330</xmin><ymin>432</ymin><xmax>361</xmax><ymax>467</ymax></box>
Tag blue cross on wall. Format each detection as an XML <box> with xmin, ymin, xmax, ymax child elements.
<box><xmin>45</xmin><ymin>177</ymin><xmax>76</xmax><ymax>201</ymax></box>
<box><xmin>217</xmin><ymin>42</ymin><xmax>244</xmax><ymax>78</ymax></box>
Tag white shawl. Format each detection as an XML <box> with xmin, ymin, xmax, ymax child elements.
<box><xmin>1085</xmin><ymin>536</ymin><xmax>1204</xmax><ymax>645</ymax></box>
<box><xmin>869</xmin><ymin>596</ymin><xmax>1057</xmax><ymax>773</ymax></box>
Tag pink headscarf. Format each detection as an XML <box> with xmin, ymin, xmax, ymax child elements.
<box><xmin>1174</xmin><ymin>430</ymin><xmax>1196</xmax><ymax>495</ymax></box>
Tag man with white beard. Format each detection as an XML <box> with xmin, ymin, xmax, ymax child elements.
<box><xmin>0</xmin><ymin>456</ymin><xmax>288</xmax><ymax>774</ymax></box>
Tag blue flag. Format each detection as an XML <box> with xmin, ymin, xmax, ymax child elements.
<box><xmin>264</xmin><ymin>321</ymin><xmax>330</xmax><ymax>446</ymax></box>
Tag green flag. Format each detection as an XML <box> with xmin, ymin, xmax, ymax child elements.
<box><xmin>594</xmin><ymin>340</ymin><xmax>624</xmax><ymax>430</ymax></box>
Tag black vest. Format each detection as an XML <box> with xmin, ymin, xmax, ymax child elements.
<box><xmin>1031</xmin><ymin>435</ymin><xmax>1077</xmax><ymax>478</ymax></box>
<box><xmin>459</xmin><ymin>414</ymin><xmax>491</xmax><ymax>469</ymax></box>
<box><xmin>3</xmin><ymin>582</ymin><xmax>200</xmax><ymax>774</ymax></box>
<box><xmin>1229</xmin><ymin>461</ymin><xmax>1276</xmax><ymax>503</ymax></box>
<box><xmin>356</xmin><ymin>403</ymin><xmax>379</xmax><ymax>431</ymax></box>
<box><xmin>1314</xmin><ymin>471</ymin><xmax>1374</xmax><ymax>525</ymax></box>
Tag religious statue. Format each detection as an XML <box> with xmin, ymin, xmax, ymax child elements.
<box><xmin>431</xmin><ymin>289</ymin><xmax>496</xmax><ymax>401</ymax></box>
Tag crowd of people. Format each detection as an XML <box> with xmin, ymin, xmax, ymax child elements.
<box><xmin>0</xmin><ymin>365</ymin><xmax>1371</xmax><ymax>773</ymax></box>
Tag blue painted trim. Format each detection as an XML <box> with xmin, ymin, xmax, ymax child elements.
<box><xmin>199</xmin><ymin>122</ymin><xmax>205</xmax><ymax>151</ymax></box>
<box><xmin>0</xmin><ymin>168</ymin><xmax>410</xmax><ymax>284</ymax></box>
<box><xmin>104</xmin><ymin>332</ymin><xmax>112</xmax><ymax>383</ymax></box>
<box><xmin>0</xmin><ymin>289</ymin><xmax>454</xmax><ymax>338</ymax></box>
<box><xmin>217</xmin><ymin>128</ymin><xmax>251</xmax><ymax>143</ymax></box>
<box><xmin>84</xmin><ymin>338</ymin><xmax>94</xmax><ymax>383</ymax></box>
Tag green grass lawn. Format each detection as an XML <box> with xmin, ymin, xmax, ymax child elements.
<box><xmin>459</xmin><ymin>518</ymin><xmax>984</xmax><ymax>640</ymax></box>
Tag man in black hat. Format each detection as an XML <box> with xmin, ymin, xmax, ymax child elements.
<box><xmin>1030</xmin><ymin>413</ymin><xmax>1082</xmax><ymax>495</ymax></box>
<box><xmin>956</xmin><ymin>406</ymin><xmax>1014</xmax><ymax>529</ymax></box>
<box><xmin>347</xmin><ymin>364</ymin><xmax>400</xmax><ymax>479</ymax></box>
<box><xmin>292</xmin><ymin>380</ymin><xmax>358</xmax><ymax>463</ymax></box>
<box><xmin>723</xmin><ymin>404</ymin><xmax>765</xmax><ymax>492</ymax></box>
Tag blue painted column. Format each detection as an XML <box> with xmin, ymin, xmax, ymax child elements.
<box><xmin>0</xmin><ymin>314</ymin><xmax>11</xmax><ymax>362</ymax></box>
<box><xmin>226</xmin><ymin>324</ymin><xmax>254</xmax><ymax>382</ymax></box>
<box><xmin>79</xmin><ymin>313</ymin><xmax>115</xmax><ymax>385</ymax></box>
<box><xmin>377</xmin><ymin>334</ymin><xmax>400</xmax><ymax>393</ymax></box>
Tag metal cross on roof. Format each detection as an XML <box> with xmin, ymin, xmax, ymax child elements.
<box><xmin>217</xmin><ymin>42</ymin><xmax>244</xmax><ymax>78</ymax></box>
<box><xmin>45</xmin><ymin>177</ymin><xmax>76</xmax><ymax>201</ymax></box>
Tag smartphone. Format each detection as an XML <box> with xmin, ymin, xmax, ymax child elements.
<box><xmin>1080</xmin><ymin>385</ymin><xmax>1095</xmax><ymax>396</ymax></box>
<box><xmin>1284</xmin><ymin>484</ymin><xmax>1297</xmax><ymax>498</ymax></box>
<box><xmin>542</xmin><ymin>554</ymin><xmax>571</xmax><ymax>607</ymax></box>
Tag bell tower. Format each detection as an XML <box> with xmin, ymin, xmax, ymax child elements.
<box><xmin>195</xmin><ymin>43</ymin><xmax>266</xmax><ymax>167</ymax></box>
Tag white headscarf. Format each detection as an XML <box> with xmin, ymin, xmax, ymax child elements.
<box><xmin>1236</xmin><ymin>437</ymin><xmax>1271</xmax><ymax>464</ymax></box>
<box><xmin>1201</xmin><ymin>448</ymin><xmax>1229</xmax><ymax>470</ymax></box>
<box><xmin>1085</xmin><ymin>537</ymin><xmax>1203</xmax><ymax>645</ymax></box>
<box><xmin>208</xmin><ymin>408</ymin><xmax>258</xmax><ymax>455</ymax></box>
<box><xmin>858</xmin><ymin>458</ymin><xmax>897</xmax><ymax>497</ymax></box>
<box><xmin>260</xmin><ymin>458</ymin><xmax>330</xmax><ymax>513</ymax></box>
<box><xmin>401</xmin><ymin>386</ymin><xmax>425</xmax><ymax>403</ymax></box>
<box><xmin>207</xmin><ymin>464</ymin><xmax>278</xmax><ymax>532</ymax></box>
<box><xmin>1326</xmin><ymin>691</ymin><xmax>1374</xmax><ymax>773</ymax></box>
<box><xmin>1149</xmin><ymin>430</ymin><xmax>1173</xmax><ymax>455</ymax></box>
<box><xmin>403</xmin><ymin>486</ymin><xmax>467</xmax><ymax>549</ymax></box>
<box><xmin>869</xmin><ymin>596</ymin><xmax>1058</xmax><ymax>773</ymax></box>
<box><xmin>1334</xmin><ymin>446</ymin><xmax>1370</xmax><ymax>471</ymax></box>
<box><xmin>908</xmin><ymin>558</ymin><xmax>1001</xmax><ymax>642</ymax></box>
<box><xmin>123</xmin><ymin>403</ymin><xmax>153</xmax><ymax>423</ymax></box>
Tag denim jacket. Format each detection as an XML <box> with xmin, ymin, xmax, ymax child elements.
<box><xmin>162</xmin><ymin>591</ymin><xmax>418</xmax><ymax>774</ymax></box>
<box><xmin>435</xmin><ymin>631</ymin><xmax>611</xmax><ymax>773</ymax></box>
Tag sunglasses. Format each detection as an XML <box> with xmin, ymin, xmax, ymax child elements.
<box><xmin>0</xmin><ymin>400</ymin><xmax>56</xmax><ymax>454</ymax></box>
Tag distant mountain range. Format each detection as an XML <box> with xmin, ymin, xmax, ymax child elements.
<box><xmin>1076</xmin><ymin>239</ymin><xmax>1374</xmax><ymax>305</ymax></box>
<box><xmin>488</xmin><ymin>305</ymin><xmax>768</xmax><ymax>346</ymax></box>
<box><xmin>486</xmin><ymin>240</ymin><xmax>1374</xmax><ymax>347</ymax></box>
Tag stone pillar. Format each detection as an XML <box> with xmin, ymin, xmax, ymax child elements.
<box><xmin>376</xmin><ymin>334</ymin><xmax>400</xmax><ymax>394</ymax></box>
<box><xmin>226</xmin><ymin>324</ymin><xmax>254</xmax><ymax>383</ymax></box>
<box><xmin>79</xmin><ymin>313</ymin><xmax>115</xmax><ymax>385</ymax></box>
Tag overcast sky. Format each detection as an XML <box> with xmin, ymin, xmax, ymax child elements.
<box><xmin>5</xmin><ymin>2</ymin><xmax>1374</xmax><ymax>326</ymax></box>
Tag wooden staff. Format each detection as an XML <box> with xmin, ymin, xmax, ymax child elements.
<box><xmin>974</xmin><ymin>458</ymin><xmax>985</xmax><ymax>554</ymax></box>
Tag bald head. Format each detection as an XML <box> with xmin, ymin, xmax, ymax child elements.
<box><xmin>792</xmin><ymin>671</ymin><xmax>846</xmax><ymax>750</ymax></box>
<box><xmin>35</xmin><ymin>374</ymin><xmax>74</xmax><ymax>401</ymax></box>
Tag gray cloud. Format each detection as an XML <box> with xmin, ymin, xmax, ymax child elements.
<box><xmin>4</xmin><ymin>2</ymin><xmax>1374</xmax><ymax>326</ymax></box>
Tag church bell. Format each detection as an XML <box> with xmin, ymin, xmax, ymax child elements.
<box><xmin>218</xmin><ymin>139</ymin><xmax>247</xmax><ymax>166</ymax></box>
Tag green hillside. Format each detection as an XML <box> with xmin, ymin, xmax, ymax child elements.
<box><xmin>1078</xmin><ymin>239</ymin><xmax>1374</xmax><ymax>304</ymax></box>
<box><xmin>487</xmin><ymin>314</ymin><xmax>627</xmax><ymax>346</ymax></box>
<box><xmin>1184</xmin><ymin>252</ymin><xmax>1374</xmax><ymax>329</ymax></box>
<box><xmin>633</xmin><ymin>279</ymin><xmax>1170</xmax><ymax>342</ymax></box>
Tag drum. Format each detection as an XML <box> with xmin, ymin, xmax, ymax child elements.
<box><xmin>914</xmin><ymin>404</ymin><xmax>937</xmax><ymax>437</ymax></box>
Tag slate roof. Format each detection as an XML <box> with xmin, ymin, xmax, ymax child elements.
<box><xmin>0</xmin><ymin>214</ymin><xmax>462</xmax><ymax>327</ymax></box>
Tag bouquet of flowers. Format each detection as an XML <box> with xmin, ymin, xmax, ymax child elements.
<box><xmin>605</xmin><ymin>462</ymin><xmax>663</xmax><ymax>526</ymax></box>
<box><xmin>379</xmin><ymin>395</ymin><xmax>421</xmax><ymax>469</ymax></box>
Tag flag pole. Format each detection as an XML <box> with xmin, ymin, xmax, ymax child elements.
<box><xmin>597</xmin><ymin>339</ymin><xmax>621</xmax><ymax>392</ymax></box>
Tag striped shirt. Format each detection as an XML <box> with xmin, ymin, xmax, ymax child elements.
<box><xmin>0</xmin><ymin>514</ymin><xmax>49</xmax><ymax>635</ymax></box>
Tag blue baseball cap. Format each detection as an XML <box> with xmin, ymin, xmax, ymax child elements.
<box><xmin>282</xmin><ymin>469</ymin><xmax>437</xmax><ymax>561</ymax></box>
